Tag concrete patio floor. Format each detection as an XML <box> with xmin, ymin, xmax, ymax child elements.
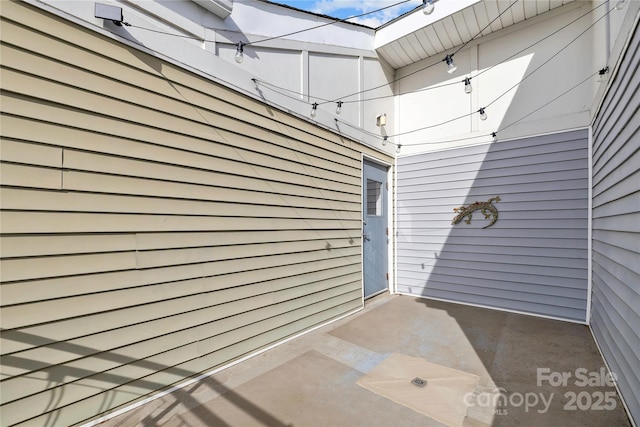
<box><xmin>102</xmin><ymin>294</ymin><xmax>632</xmax><ymax>427</ymax></box>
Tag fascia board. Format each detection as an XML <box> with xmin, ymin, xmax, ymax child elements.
<box><xmin>193</xmin><ymin>0</ymin><xmax>233</xmax><ymax>19</ymax></box>
<box><xmin>375</xmin><ymin>0</ymin><xmax>481</xmax><ymax>49</ymax></box>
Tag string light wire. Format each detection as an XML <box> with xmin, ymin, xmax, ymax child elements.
<box><xmin>244</xmin><ymin>0</ymin><xmax>413</xmax><ymax>46</ymax></box>
<box><xmin>127</xmin><ymin>0</ymin><xmax>606</xmax><ymax>113</ymax></box>
<box><xmin>472</xmin><ymin>0</ymin><xmax>608</xmax><ymax>82</ymax></box>
<box><xmin>401</xmin><ymin>132</ymin><xmax>494</xmax><ymax>147</ymax></box>
<box><xmin>335</xmin><ymin>117</ymin><xmax>393</xmax><ymax>141</ymax></box>
<box><xmin>398</xmin><ymin>69</ymin><xmax>598</xmax><ymax>150</ymax></box>
<box><xmin>253</xmin><ymin>76</ymin><xmax>461</xmax><ymax>105</ymax></box>
<box><xmin>497</xmin><ymin>70</ymin><xmax>598</xmax><ymax>135</ymax></box>
<box><xmin>451</xmin><ymin>0</ymin><xmax>520</xmax><ymax>55</ymax></box>
<box><xmin>485</xmin><ymin>2</ymin><xmax>612</xmax><ymax>110</ymax></box>
<box><xmin>386</xmin><ymin>2</ymin><xmax>613</xmax><ymax>139</ymax></box>
<box><xmin>257</xmin><ymin>0</ymin><xmax>608</xmax><ymax>108</ymax></box>
<box><xmin>125</xmin><ymin>0</ymin><xmax>614</xmax><ymax>150</ymax></box>
<box><xmin>128</xmin><ymin>0</ymin><xmax>413</xmax><ymax>46</ymax></box>
<box><xmin>320</xmin><ymin>0</ymin><xmax>521</xmax><ymax>105</ymax></box>
<box><xmin>253</xmin><ymin>79</ymin><xmax>334</xmax><ymax>103</ymax></box>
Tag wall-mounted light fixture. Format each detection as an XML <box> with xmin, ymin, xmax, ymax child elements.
<box><xmin>376</xmin><ymin>113</ymin><xmax>387</xmax><ymax>127</ymax></box>
<box><xmin>95</xmin><ymin>3</ymin><xmax>125</xmax><ymax>26</ymax></box>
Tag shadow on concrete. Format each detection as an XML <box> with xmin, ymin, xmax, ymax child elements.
<box><xmin>1</xmin><ymin>329</ymin><xmax>292</xmax><ymax>427</ymax></box>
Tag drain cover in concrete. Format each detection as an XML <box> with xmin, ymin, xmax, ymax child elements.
<box><xmin>357</xmin><ymin>353</ymin><xmax>479</xmax><ymax>427</ymax></box>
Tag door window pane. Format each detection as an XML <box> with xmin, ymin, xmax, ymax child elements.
<box><xmin>367</xmin><ymin>179</ymin><xmax>382</xmax><ymax>216</ymax></box>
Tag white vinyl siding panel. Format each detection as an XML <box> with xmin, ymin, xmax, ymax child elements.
<box><xmin>590</xmin><ymin>21</ymin><xmax>640</xmax><ymax>426</ymax></box>
<box><xmin>0</xmin><ymin>2</ymin><xmax>392</xmax><ymax>426</ymax></box>
<box><xmin>396</xmin><ymin>129</ymin><xmax>590</xmax><ymax>322</ymax></box>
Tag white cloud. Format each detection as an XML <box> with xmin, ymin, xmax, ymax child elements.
<box><xmin>310</xmin><ymin>0</ymin><xmax>416</xmax><ymax>27</ymax></box>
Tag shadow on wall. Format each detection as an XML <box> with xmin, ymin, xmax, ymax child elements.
<box><xmin>396</xmin><ymin>0</ymin><xmax>600</xmax><ymax>148</ymax></box>
<box><xmin>0</xmin><ymin>329</ymin><xmax>293</xmax><ymax>427</ymax></box>
<box><xmin>396</xmin><ymin>127</ymin><xmax>591</xmax><ymax>321</ymax></box>
<box><xmin>395</xmin><ymin>2</ymin><xmax>597</xmax><ymax>321</ymax></box>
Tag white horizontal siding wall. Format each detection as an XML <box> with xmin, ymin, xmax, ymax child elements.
<box><xmin>590</xmin><ymin>18</ymin><xmax>640</xmax><ymax>426</ymax></box>
<box><xmin>397</xmin><ymin>129</ymin><xmax>590</xmax><ymax>322</ymax></box>
<box><xmin>0</xmin><ymin>2</ymin><xmax>392</xmax><ymax>426</ymax></box>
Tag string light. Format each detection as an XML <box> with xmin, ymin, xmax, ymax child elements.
<box><xmin>109</xmin><ymin>2</ymin><xmax>608</xmax><ymax>157</ymax></box>
<box><xmin>256</xmin><ymin>0</ymin><xmax>602</xmax><ymax>104</ymax></box>
<box><xmin>241</xmin><ymin>0</ymin><xmax>604</xmax><ymax>105</ymax></box>
<box><xmin>247</xmin><ymin>1</ymin><xmax>610</xmax><ymax>145</ymax></box>
<box><xmin>464</xmin><ymin>77</ymin><xmax>472</xmax><ymax>94</ymax></box>
<box><xmin>318</xmin><ymin>1</ymin><xmax>517</xmax><ymax>104</ymax></box>
<box><xmin>310</xmin><ymin>102</ymin><xmax>318</xmax><ymax>118</ymax></box>
<box><xmin>423</xmin><ymin>0</ymin><xmax>434</xmax><ymax>15</ymax></box>
<box><xmin>332</xmin><ymin>72</ymin><xmax>596</xmax><ymax>151</ymax></box>
<box><xmin>336</xmin><ymin>101</ymin><xmax>343</xmax><ymax>115</ymax></box>
<box><xmin>444</xmin><ymin>54</ymin><xmax>457</xmax><ymax>74</ymax></box>
<box><xmin>235</xmin><ymin>42</ymin><xmax>244</xmax><ymax>63</ymax></box>
<box><xmin>383</xmin><ymin>136</ymin><xmax>388</xmax><ymax>146</ymax></box>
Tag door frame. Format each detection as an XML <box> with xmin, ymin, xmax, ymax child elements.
<box><xmin>361</xmin><ymin>154</ymin><xmax>395</xmax><ymax>304</ymax></box>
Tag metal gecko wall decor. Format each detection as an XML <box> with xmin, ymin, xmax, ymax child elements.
<box><xmin>452</xmin><ymin>196</ymin><xmax>501</xmax><ymax>229</ymax></box>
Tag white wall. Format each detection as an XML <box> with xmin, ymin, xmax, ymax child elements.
<box><xmin>37</xmin><ymin>0</ymin><xmax>396</xmax><ymax>156</ymax></box>
<box><xmin>394</xmin><ymin>1</ymin><xmax>627</xmax><ymax>156</ymax></box>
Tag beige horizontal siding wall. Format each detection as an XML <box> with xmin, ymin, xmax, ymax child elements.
<box><xmin>0</xmin><ymin>2</ymin><xmax>392</xmax><ymax>426</ymax></box>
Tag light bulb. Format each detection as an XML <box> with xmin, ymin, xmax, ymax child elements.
<box><xmin>479</xmin><ymin>108</ymin><xmax>487</xmax><ymax>121</ymax></box>
<box><xmin>445</xmin><ymin>54</ymin><xmax>457</xmax><ymax>74</ymax></box>
<box><xmin>396</xmin><ymin>144</ymin><xmax>402</xmax><ymax>154</ymax></box>
<box><xmin>492</xmin><ymin>132</ymin><xmax>498</xmax><ymax>142</ymax></box>
<box><xmin>235</xmin><ymin>42</ymin><xmax>244</xmax><ymax>64</ymax></box>
<box><xmin>423</xmin><ymin>0</ymin><xmax>434</xmax><ymax>15</ymax></box>
<box><xmin>336</xmin><ymin>101</ymin><xmax>343</xmax><ymax>115</ymax></box>
<box><xmin>310</xmin><ymin>103</ymin><xmax>318</xmax><ymax>118</ymax></box>
<box><xmin>382</xmin><ymin>136</ymin><xmax>388</xmax><ymax>146</ymax></box>
<box><xmin>464</xmin><ymin>77</ymin><xmax>472</xmax><ymax>94</ymax></box>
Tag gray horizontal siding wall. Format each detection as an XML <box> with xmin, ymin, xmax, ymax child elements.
<box><xmin>397</xmin><ymin>129</ymin><xmax>589</xmax><ymax>322</ymax></box>
<box><xmin>590</xmin><ymin>19</ymin><xmax>640</xmax><ymax>426</ymax></box>
<box><xmin>0</xmin><ymin>2</ymin><xmax>392</xmax><ymax>426</ymax></box>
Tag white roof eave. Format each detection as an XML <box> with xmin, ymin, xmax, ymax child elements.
<box><xmin>374</xmin><ymin>0</ymin><xmax>481</xmax><ymax>49</ymax></box>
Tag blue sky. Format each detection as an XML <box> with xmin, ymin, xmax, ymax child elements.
<box><xmin>269</xmin><ymin>0</ymin><xmax>417</xmax><ymax>27</ymax></box>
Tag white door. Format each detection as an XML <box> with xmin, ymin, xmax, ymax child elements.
<box><xmin>363</xmin><ymin>159</ymin><xmax>389</xmax><ymax>298</ymax></box>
